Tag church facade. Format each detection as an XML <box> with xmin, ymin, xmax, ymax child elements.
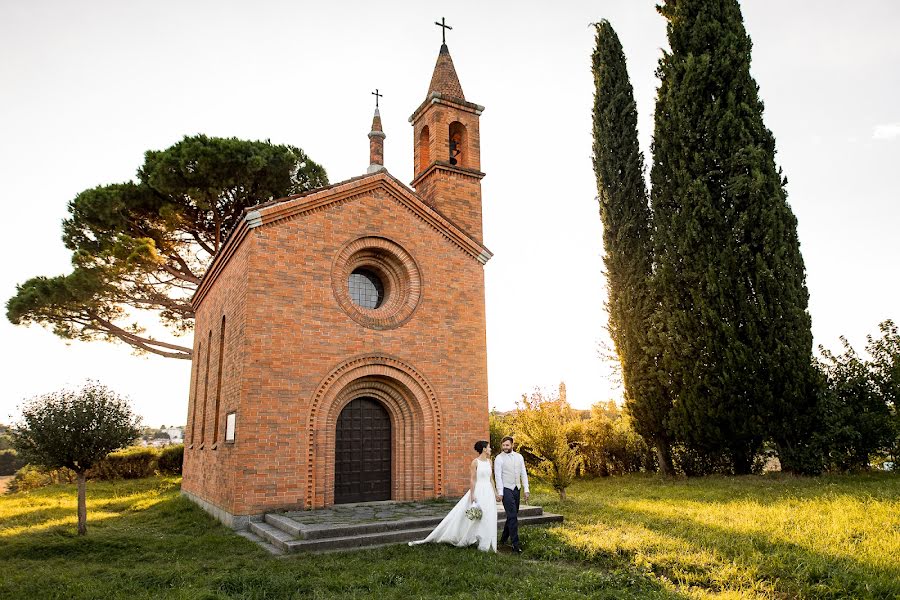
<box><xmin>181</xmin><ymin>41</ymin><xmax>492</xmax><ymax>527</ymax></box>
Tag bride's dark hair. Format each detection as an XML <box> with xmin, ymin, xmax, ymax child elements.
<box><xmin>474</xmin><ymin>440</ymin><xmax>489</xmax><ymax>454</ymax></box>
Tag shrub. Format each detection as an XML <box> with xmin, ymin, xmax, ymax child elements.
<box><xmin>512</xmin><ymin>389</ymin><xmax>583</xmax><ymax>500</ymax></box>
<box><xmin>9</xmin><ymin>464</ymin><xmax>77</xmax><ymax>492</ymax></box>
<box><xmin>0</xmin><ymin>449</ymin><xmax>26</xmax><ymax>476</ymax></box>
<box><xmin>671</xmin><ymin>445</ymin><xmax>744</xmax><ymax>476</ymax></box>
<box><xmin>91</xmin><ymin>446</ymin><xmax>159</xmax><ymax>480</ymax></box>
<box><xmin>814</xmin><ymin>321</ymin><xmax>898</xmax><ymax>472</ymax></box>
<box><xmin>572</xmin><ymin>403</ymin><xmax>655</xmax><ymax>476</ymax></box>
<box><xmin>157</xmin><ymin>444</ymin><xmax>184</xmax><ymax>475</ymax></box>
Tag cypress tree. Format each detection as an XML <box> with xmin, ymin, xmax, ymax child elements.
<box><xmin>592</xmin><ymin>20</ymin><xmax>674</xmax><ymax>475</ymax></box>
<box><xmin>650</xmin><ymin>0</ymin><xmax>816</xmax><ymax>473</ymax></box>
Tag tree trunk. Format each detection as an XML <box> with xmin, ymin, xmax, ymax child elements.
<box><xmin>77</xmin><ymin>472</ymin><xmax>87</xmax><ymax>536</ymax></box>
<box><xmin>655</xmin><ymin>440</ymin><xmax>675</xmax><ymax>477</ymax></box>
<box><xmin>558</xmin><ymin>487</ymin><xmax>566</xmax><ymax>501</ymax></box>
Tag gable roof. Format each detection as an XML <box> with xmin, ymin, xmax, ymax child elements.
<box><xmin>192</xmin><ymin>170</ymin><xmax>492</xmax><ymax>309</ymax></box>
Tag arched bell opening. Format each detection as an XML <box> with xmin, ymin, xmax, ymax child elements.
<box><xmin>418</xmin><ymin>125</ymin><xmax>431</xmax><ymax>173</ymax></box>
<box><xmin>448</xmin><ymin>121</ymin><xmax>467</xmax><ymax>168</ymax></box>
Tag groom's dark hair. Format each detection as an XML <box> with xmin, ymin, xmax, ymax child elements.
<box><xmin>474</xmin><ymin>440</ymin><xmax>489</xmax><ymax>454</ymax></box>
<box><xmin>501</xmin><ymin>436</ymin><xmax>514</xmax><ymax>444</ymax></box>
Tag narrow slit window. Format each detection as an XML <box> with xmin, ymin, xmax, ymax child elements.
<box><xmin>212</xmin><ymin>316</ymin><xmax>226</xmax><ymax>444</ymax></box>
<box><xmin>189</xmin><ymin>341</ymin><xmax>202</xmax><ymax>445</ymax></box>
<box><xmin>200</xmin><ymin>330</ymin><xmax>212</xmax><ymax>445</ymax></box>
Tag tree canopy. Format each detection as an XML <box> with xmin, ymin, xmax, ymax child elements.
<box><xmin>591</xmin><ymin>19</ymin><xmax>674</xmax><ymax>475</ymax></box>
<box><xmin>649</xmin><ymin>0</ymin><xmax>816</xmax><ymax>473</ymax></box>
<box><xmin>12</xmin><ymin>381</ymin><xmax>142</xmax><ymax>534</ymax></box>
<box><xmin>7</xmin><ymin>135</ymin><xmax>328</xmax><ymax>359</ymax></box>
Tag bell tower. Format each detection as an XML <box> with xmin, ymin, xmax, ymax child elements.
<box><xmin>410</xmin><ymin>24</ymin><xmax>485</xmax><ymax>242</ymax></box>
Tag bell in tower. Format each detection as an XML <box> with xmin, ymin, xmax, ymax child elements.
<box><xmin>409</xmin><ymin>19</ymin><xmax>486</xmax><ymax>242</ymax></box>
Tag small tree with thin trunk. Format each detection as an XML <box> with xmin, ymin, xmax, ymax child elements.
<box><xmin>513</xmin><ymin>390</ymin><xmax>583</xmax><ymax>500</ymax></box>
<box><xmin>11</xmin><ymin>381</ymin><xmax>141</xmax><ymax>535</ymax></box>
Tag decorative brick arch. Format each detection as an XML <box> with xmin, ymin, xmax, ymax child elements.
<box><xmin>306</xmin><ymin>354</ymin><xmax>444</xmax><ymax>508</ymax></box>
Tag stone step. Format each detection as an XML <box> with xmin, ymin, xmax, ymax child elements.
<box><xmin>249</xmin><ymin>521</ymin><xmax>296</xmax><ymax>553</ymax></box>
<box><xmin>235</xmin><ymin>527</ymin><xmax>284</xmax><ymax>556</ymax></box>
<box><xmin>501</xmin><ymin>504</ymin><xmax>545</xmax><ymax>519</ymax></box>
<box><xmin>282</xmin><ymin>513</ymin><xmax>565</xmax><ymax>554</ymax></box>
<box><xmin>270</xmin><ymin>503</ymin><xmax>546</xmax><ymax>540</ymax></box>
<box><xmin>286</xmin><ymin>526</ymin><xmax>435</xmax><ymax>553</ymax></box>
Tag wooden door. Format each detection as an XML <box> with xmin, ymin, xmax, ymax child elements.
<box><xmin>334</xmin><ymin>397</ymin><xmax>392</xmax><ymax>504</ymax></box>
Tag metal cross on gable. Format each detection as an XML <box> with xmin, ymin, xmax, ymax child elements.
<box><xmin>371</xmin><ymin>88</ymin><xmax>382</xmax><ymax>108</ymax></box>
<box><xmin>435</xmin><ymin>17</ymin><xmax>452</xmax><ymax>44</ymax></box>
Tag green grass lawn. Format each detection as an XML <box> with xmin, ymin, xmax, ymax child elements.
<box><xmin>1</xmin><ymin>474</ymin><xmax>897</xmax><ymax>599</ymax></box>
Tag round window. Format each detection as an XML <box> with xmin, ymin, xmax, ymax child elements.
<box><xmin>348</xmin><ymin>268</ymin><xmax>384</xmax><ymax>309</ymax></box>
<box><xmin>332</xmin><ymin>237</ymin><xmax>422</xmax><ymax>330</ymax></box>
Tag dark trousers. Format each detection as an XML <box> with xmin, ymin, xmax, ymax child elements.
<box><xmin>501</xmin><ymin>486</ymin><xmax>520</xmax><ymax>546</ymax></box>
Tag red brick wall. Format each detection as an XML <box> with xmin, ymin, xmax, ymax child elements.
<box><xmin>181</xmin><ymin>235</ymin><xmax>251</xmax><ymax>512</ymax></box>
<box><xmin>411</xmin><ymin>101</ymin><xmax>484</xmax><ymax>242</ymax></box>
<box><xmin>183</xmin><ymin>184</ymin><xmax>489</xmax><ymax>516</ymax></box>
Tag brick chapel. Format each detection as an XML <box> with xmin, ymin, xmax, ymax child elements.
<box><xmin>181</xmin><ymin>40</ymin><xmax>492</xmax><ymax>527</ymax></box>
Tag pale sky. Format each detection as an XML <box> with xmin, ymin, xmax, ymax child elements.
<box><xmin>1</xmin><ymin>1</ymin><xmax>898</xmax><ymax>427</ymax></box>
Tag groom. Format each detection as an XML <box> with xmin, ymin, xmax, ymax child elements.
<box><xmin>494</xmin><ymin>435</ymin><xmax>529</xmax><ymax>554</ymax></box>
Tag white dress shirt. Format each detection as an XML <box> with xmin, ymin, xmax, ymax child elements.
<box><xmin>494</xmin><ymin>450</ymin><xmax>529</xmax><ymax>496</ymax></box>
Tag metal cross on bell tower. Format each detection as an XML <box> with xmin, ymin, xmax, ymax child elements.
<box><xmin>434</xmin><ymin>17</ymin><xmax>452</xmax><ymax>44</ymax></box>
<box><xmin>371</xmin><ymin>88</ymin><xmax>382</xmax><ymax>109</ymax></box>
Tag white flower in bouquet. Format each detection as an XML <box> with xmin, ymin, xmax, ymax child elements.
<box><xmin>465</xmin><ymin>502</ymin><xmax>483</xmax><ymax>521</ymax></box>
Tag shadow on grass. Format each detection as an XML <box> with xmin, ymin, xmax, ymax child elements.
<box><xmin>528</xmin><ymin>478</ymin><xmax>900</xmax><ymax>600</ymax></box>
<box><xmin>611</xmin><ymin>502</ymin><xmax>900</xmax><ymax>599</ymax></box>
<box><xmin>1</xmin><ymin>481</ymin><xmax>691</xmax><ymax>600</ymax></box>
<box><xmin>0</xmin><ymin>479</ymin><xmax>181</xmax><ymax>537</ymax></box>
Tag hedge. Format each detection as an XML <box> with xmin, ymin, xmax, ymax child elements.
<box><xmin>0</xmin><ymin>449</ymin><xmax>27</xmax><ymax>476</ymax></box>
<box><xmin>157</xmin><ymin>444</ymin><xmax>184</xmax><ymax>475</ymax></box>
<box><xmin>7</xmin><ymin>444</ymin><xmax>185</xmax><ymax>491</ymax></box>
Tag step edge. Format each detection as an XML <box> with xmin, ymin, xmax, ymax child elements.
<box><xmin>249</xmin><ymin>521</ymin><xmax>294</xmax><ymax>551</ymax></box>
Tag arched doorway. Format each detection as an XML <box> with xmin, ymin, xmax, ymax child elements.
<box><xmin>334</xmin><ymin>397</ymin><xmax>392</xmax><ymax>504</ymax></box>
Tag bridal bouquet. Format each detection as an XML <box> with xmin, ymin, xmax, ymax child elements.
<box><xmin>465</xmin><ymin>502</ymin><xmax>483</xmax><ymax>521</ymax></box>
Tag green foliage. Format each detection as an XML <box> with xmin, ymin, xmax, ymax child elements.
<box><xmin>0</xmin><ymin>449</ymin><xmax>26</xmax><ymax>476</ymax></box>
<box><xmin>8</xmin><ymin>444</ymin><xmax>185</xmax><ymax>490</ymax></box>
<box><xmin>11</xmin><ymin>382</ymin><xmax>141</xmax><ymax>475</ymax></box>
<box><xmin>90</xmin><ymin>447</ymin><xmax>159</xmax><ymax>480</ymax></box>
<box><xmin>157</xmin><ymin>444</ymin><xmax>184</xmax><ymax>475</ymax></box>
<box><xmin>8</xmin><ymin>464</ymin><xmax>77</xmax><ymax>492</ymax></box>
<box><xmin>649</xmin><ymin>0</ymin><xmax>816</xmax><ymax>474</ymax></box>
<box><xmin>11</xmin><ymin>381</ymin><xmax>141</xmax><ymax>534</ymax></box>
<box><xmin>7</xmin><ymin>135</ymin><xmax>328</xmax><ymax>359</ymax></box>
<box><xmin>814</xmin><ymin>320</ymin><xmax>899</xmax><ymax>471</ymax></box>
<box><xmin>511</xmin><ymin>390</ymin><xmax>583</xmax><ymax>499</ymax></box>
<box><xmin>570</xmin><ymin>402</ymin><xmax>655</xmax><ymax>476</ymax></box>
<box><xmin>867</xmin><ymin>320</ymin><xmax>900</xmax><ymax>463</ymax></box>
<box><xmin>0</xmin><ymin>424</ymin><xmax>13</xmax><ymax>451</ymax></box>
<box><xmin>592</xmin><ymin>19</ymin><xmax>674</xmax><ymax>476</ymax></box>
<box><xmin>670</xmin><ymin>443</ymin><xmax>748</xmax><ymax>477</ymax></box>
<box><xmin>488</xmin><ymin>411</ymin><xmax>510</xmax><ymax>458</ymax></box>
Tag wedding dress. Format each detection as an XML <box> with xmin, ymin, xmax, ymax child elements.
<box><xmin>409</xmin><ymin>458</ymin><xmax>498</xmax><ymax>552</ymax></box>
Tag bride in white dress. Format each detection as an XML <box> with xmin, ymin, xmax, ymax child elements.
<box><xmin>409</xmin><ymin>440</ymin><xmax>498</xmax><ymax>553</ymax></box>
